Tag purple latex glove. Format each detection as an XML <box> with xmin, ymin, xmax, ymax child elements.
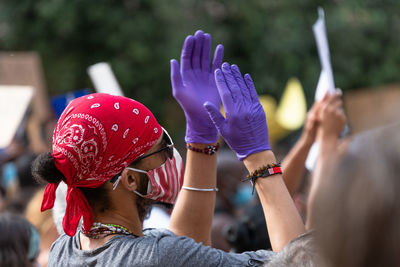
<box><xmin>204</xmin><ymin>63</ymin><xmax>271</xmax><ymax>160</ymax></box>
<box><xmin>171</xmin><ymin>30</ymin><xmax>224</xmax><ymax>144</ymax></box>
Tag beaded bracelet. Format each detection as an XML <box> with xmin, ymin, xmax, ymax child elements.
<box><xmin>242</xmin><ymin>163</ymin><xmax>283</xmax><ymax>194</ymax></box>
<box><xmin>186</xmin><ymin>143</ymin><xmax>219</xmax><ymax>155</ymax></box>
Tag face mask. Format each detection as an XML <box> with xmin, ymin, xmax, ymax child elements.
<box><xmin>129</xmin><ymin>147</ymin><xmax>184</xmax><ymax>204</ymax></box>
<box><xmin>116</xmin><ymin>148</ymin><xmax>184</xmax><ymax>204</ymax></box>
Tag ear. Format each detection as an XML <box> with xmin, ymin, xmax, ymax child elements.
<box><xmin>119</xmin><ymin>168</ymin><xmax>139</xmax><ymax>191</ymax></box>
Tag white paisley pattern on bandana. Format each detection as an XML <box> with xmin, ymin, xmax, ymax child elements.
<box><xmin>52</xmin><ymin>93</ymin><xmax>162</xmax><ymax>187</ymax></box>
<box><xmin>53</xmin><ymin>114</ymin><xmax>106</xmax><ymax>183</ymax></box>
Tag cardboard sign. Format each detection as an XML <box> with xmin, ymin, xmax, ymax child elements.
<box><xmin>0</xmin><ymin>52</ymin><xmax>51</xmax><ymax>121</ymax></box>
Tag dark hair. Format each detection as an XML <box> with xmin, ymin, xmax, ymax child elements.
<box><xmin>16</xmin><ymin>153</ymin><xmax>41</xmax><ymax>188</ymax></box>
<box><xmin>0</xmin><ymin>213</ymin><xmax>34</xmax><ymax>267</ymax></box>
<box><xmin>223</xmin><ymin>200</ymin><xmax>271</xmax><ymax>252</ymax></box>
<box><xmin>31</xmin><ymin>152</ymin><xmax>112</xmax><ymax>213</ymax></box>
<box><xmin>31</xmin><ymin>152</ymin><xmax>64</xmax><ymax>184</ymax></box>
<box><xmin>312</xmin><ymin>123</ymin><xmax>400</xmax><ymax>267</ymax></box>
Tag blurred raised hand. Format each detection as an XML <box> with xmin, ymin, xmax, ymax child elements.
<box><xmin>171</xmin><ymin>30</ymin><xmax>224</xmax><ymax>144</ymax></box>
<box><xmin>204</xmin><ymin>63</ymin><xmax>270</xmax><ymax>160</ymax></box>
<box><xmin>306</xmin><ymin>91</ymin><xmax>347</xmax><ymax>230</ymax></box>
<box><xmin>317</xmin><ymin>91</ymin><xmax>346</xmax><ymax>142</ymax></box>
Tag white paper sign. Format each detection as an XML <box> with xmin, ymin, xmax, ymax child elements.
<box><xmin>0</xmin><ymin>85</ymin><xmax>34</xmax><ymax>148</ymax></box>
<box><xmin>313</xmin><ymin>7</ymin><xmax>336</xmax><ymax>101</ymax></box>
<box><xmin>88</xmin><ymin>62</ymin><xmax>124</xmax><ymax>96</ymax></box>
<box><xmin>306</xmin><ymin>7</ymin><xmax>336</xmax><ymax>171</ymax></box>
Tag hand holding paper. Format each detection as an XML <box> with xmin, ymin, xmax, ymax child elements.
<box><xmin>306</xmin><ymin>7</ymin><xmax>339</xmax><ymax>170</ymax></box>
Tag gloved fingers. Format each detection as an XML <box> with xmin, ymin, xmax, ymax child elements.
<box><xmin>204</xmin><ymin>101</ymin><xmax>226</xmax><ymax>129</ymax></box>
<box><xmin>221</xmin><ymin>63</ymin><xmax>241</xmax><ymax>104</ymax></box>
<box><xmin>212</xmin><ymin>44</ymin><xmax>224</xmax><ymax>73</ymax></box>
<box><xmin>214</xmin><ymin>69</ymin><xmax>234</xmax><ymax>112</ymax></box>
<box><xmin>244</xmin><ymin>74</ymin><xmax>259</xmax><ymax>105</ymax></box>
<box><xmin>180</xmin><ymin>35</ymin><xmax>195</xmax><ymax>72</ymax></box>
<box><xmin>192</xmin><ymin>30</ymin><xmax>204</xmax><ymax>70</ymax></box>
<box><xmin>201</xmin><ymin>33</ymin><xmax>211</xmax><ymax>71</ymax></box>
<box><xmin>231</xmin><ymin>64</ymin><xmax>251</xmax><ymax>104</ymax></box>
<box><xmin>170</xmin><ymin>59</ymin><xmax>184</xmax><ymax>97</ymax></box>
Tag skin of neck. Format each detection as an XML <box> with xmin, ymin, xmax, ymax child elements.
<box><xmin>97</xmin><ymin>181</ymin><xmax>144</xmax><ymax>236</ymax></box>
<box><xmin>79</xmin><ymin>181</ymin><xmax>144</xmax><ymax>250</ymax></box>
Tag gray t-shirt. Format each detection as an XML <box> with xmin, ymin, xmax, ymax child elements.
<box><xmin>48</xmin><ymin>228</ymin><xmax>275</xmax><ymax>267</ymax></box>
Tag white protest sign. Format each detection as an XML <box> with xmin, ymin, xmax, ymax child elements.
<box><xmin>306</xmin><ymin>7</ymin><xmax>336</xmax><ymax>171</ymax></box>
<box><xmin>0</xmin><ymin>85</ymin><xmax>34</xmax><ymax>148</ymax></box>
<box><xmin>313</xmin><ymin>7</ymin><xmax>336</xmax><ymax>101</ymax></box>
<box><xmin>88</xmin><ymin>62</ymin><xmax>124</xmax><ymax>96</ymax></box>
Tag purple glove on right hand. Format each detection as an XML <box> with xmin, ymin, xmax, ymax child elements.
<box><xmin>204</xmin><ymin>63</ymin><xmax>271</xmax><ymax>160</ymax></box>
<box><xmin>171</xmin><ymin>30</ymin><xmax>224</xmax><ymax>144</ymax></box>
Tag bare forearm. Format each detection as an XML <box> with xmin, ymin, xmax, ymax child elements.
<box><xmin>282</xmin><ymin>135</ymin><xmax>313</xmax><ymax>196</ymax></box>
<box><xmin>306</xmin><ymin>137</ymin><xmax>339</xmax><ymax>229</ymax></box>
<box><xmin>169</xmin><ymin>144</ymin><xmax>217</xmax><ymax>245</ymax></box>
<box><xmin>244</xmin><ymin>150</ymin><xmax>306</xmax><ymax>251</ymax></box>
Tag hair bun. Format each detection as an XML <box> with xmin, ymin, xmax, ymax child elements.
<box><xmin>32</xmin><ymin>152</ymin><xmax>64</xmax><ymax>184</ymax></box>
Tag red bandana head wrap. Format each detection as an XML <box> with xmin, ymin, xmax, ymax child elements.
<box><xmin>41</xmin><ymin>93</ymin><xmax>162</xmax><ymax>236</ymax></box>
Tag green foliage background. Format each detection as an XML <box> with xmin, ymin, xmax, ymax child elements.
<box><xmin>0</xmin><ymin>0</ymin><xmax>399</xmax><ymax>135</ymax></box>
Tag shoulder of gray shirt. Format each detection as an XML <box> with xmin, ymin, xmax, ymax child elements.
<box><xmin>49</xmin><ymin>228</ymin><xmax>277</xmax><ymax>267</ymax></box>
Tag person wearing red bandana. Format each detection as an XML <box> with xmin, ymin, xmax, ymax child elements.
<box><xmin>33</xmin><ymin>30</ymin><xmax>305</xmax><ymax>267</ymax></box>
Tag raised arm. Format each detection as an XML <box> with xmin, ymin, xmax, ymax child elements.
<box><xmin>169</xmin><ymin>30</ymin><xmax>224</xmax><ymax>245</ymax></box>
<box><xmin>281</xmin><ymin>102</ymin><xmax>320</xmax><ymax>196</ymax></box>
<box><xmin>204</xmin><ymin>63</ymin><xmax>305</xmax><ymax>251</ymax></box>
<box><xmin>306</xmin><ymin>92</ymin><xmax>346</xmax><ymax>229</ymax></box>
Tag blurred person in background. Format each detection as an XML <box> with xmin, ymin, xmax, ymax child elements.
<box><xmin>0</xmin><ymin>100</ymin><xmax>54</xmax><ymax>214</ymax></box>
<box><xmin>308</xmin><ymin>101</ymin><xmax>400</xmax><ymax>266</ymax></box>
<box><xmin>0</xmin><ymin>120</ymin><xmax>30</xmax><ymax>209</ymax></box>
<box><xmin>223</xmin><ymin>198</ymin><xmax>272</xmax><ymax>253</ymax></box>
<box><xmin>0</xmin><ymin>212</ymin><xmax>40</xmax><ymax>267</ymax></box>
<box><xmin>211</xmin><ymin>149</ymin><xmax>249</xmax><ymax>252</ymax></box>
<box><xmin>25</xmin><ymin>188</ymin><xmax>59</xmax><ymax>267</ymax></box>
<box><xmin>215</xmin><ymin>149</ymin><xmax>248</xmax><ymax>216</ymax></box>
<box><xmin>281</xmin><ymin>99</ymin><xmax>321</xmax><ymax>221</ymax></box>
<box><xmin>4</xmin><ymin>152</ymin><xmax>41</xmax><ymax>213</ymax></box>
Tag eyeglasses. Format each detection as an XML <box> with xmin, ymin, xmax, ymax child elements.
<box><xmin>110</xmin><ymin>128</ymin><xmax>174</xmax><ymax>185</ymax></box>
<box><xmin>133</xmin><ymin>128</ymin><xmax>174</xmax><ymax>163</ymax></box>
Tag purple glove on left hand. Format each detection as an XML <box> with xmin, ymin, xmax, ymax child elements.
<box><xmin>204</xmin><ymin>63</ymin><xmax>271</xmax><ymax>160</ymax></box>
<box><xmin>171</xmin><ymin>30</ymin><xmax>224</xmax><ymax>144</ymax></box>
